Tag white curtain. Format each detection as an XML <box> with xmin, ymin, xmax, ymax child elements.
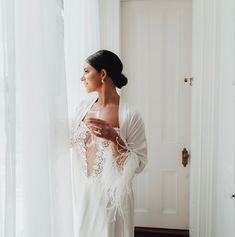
<box><xmin>64</xmin><ymin>0</ymin><xmax>120</xmax><ymax>119</ymax></box>
<box><xmin>0</xmin><ymin>0</ymin><xmax>120</xmax><ymax>236</ymax></box>
<box><xmin>0</xmin><ymin>0</ymin><xmax>74</xmax><ymax>237</ymax></box>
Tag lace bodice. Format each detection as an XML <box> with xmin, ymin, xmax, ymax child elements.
<box><xmin>71</xmin><ymin>121</ymin><xmax>119</xmax><ymax>178</ymax></box>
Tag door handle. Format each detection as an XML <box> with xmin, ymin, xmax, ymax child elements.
<box><xmin>182</xmin><ymin>148</ymin><xmax>190</xmax><ymax>167</ymax></box>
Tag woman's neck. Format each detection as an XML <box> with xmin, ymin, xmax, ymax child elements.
<box><xmin>96</xmin><ymin>89</ymin><xmax>120</xmax><ymax>107</ymax></box>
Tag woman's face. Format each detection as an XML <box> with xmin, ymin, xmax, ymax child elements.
<box><xmin>80</xmin><ymin>63</ymin><xmax>102</xmax><ymax>92</ymax></box>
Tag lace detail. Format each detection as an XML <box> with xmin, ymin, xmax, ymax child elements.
<box><xmin>90</xmin><ymin>140</ymin><xmax>110</xmax><ymax>178</ymax></box>
<box><xmin>71</xmin><ymin>121</ymin><xmax>89</xmax><ymax>176</ymax></box>
<box><xmin>71</xmin><ymin>121</ymin><xmax>117</xmax><ymax>178</ymax></box>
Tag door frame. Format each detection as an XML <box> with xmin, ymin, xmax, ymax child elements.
<box><xmin>190</xmin><ymin>0</ymin><xmax>217</xmax><ymax>235</ymax></box>
<box><xmin>118</xmin><ymin>0</ymin><xmax>234</xmax><ymax>236</ymax></box>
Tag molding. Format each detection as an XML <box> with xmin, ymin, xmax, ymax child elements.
<box><xmin>190</xmin><ymin>0</ymin><xmax>220</xmax><ymax>236</ymax></box>
<box><xmin>135</xmin><ymin>227</ymin><xmax>189</xmax><ymax>236</ymax></box>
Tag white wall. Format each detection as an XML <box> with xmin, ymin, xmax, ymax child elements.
<box><xmin>213</xmin><ymin>0</ymin><xmax>234</xmax><ymax>235</ymax></box>
<box><xmin>190</xmin><ymin>0</ymin><xmax>234</xmax><ymax>236</ymax></box>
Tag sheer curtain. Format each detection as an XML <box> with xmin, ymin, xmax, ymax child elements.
<box><xmin>0</xmin><ymin>0</ymin><xmax>73</xmax><ymax>237</ymax></box>
<box><xmin>0</xmin><ymin>0</ymin><xmax>120</xmax><ymax>236</ymax></box>
<box><xmin>64</xmin><ymin>0</ymin><xmax>120</xmax><ymax>118</ymax></box>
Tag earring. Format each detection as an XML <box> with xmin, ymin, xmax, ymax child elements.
<box><xmin>101</xmin><ymin>79</ymin><xmax>104</xmax><ymax>84</ymax></box>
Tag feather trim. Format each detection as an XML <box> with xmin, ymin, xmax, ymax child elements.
<box><xmin>101</xmin><ymin>147</ymin><xmax>140</xmax><ymax>232</ymax></box>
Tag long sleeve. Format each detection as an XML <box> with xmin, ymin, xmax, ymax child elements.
<box><xmin>100</xmin><ymin>106</ymin><xmax>147</xmax><ymax>234</ymax></box>
<box><xmin>125</xmin><ymin>111</ymin><xmax>148</xmax><ymax>174</ymax></box>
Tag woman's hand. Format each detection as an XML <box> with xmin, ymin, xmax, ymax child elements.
<box><xmin>85</xmin><ymin>117</ymin><xmax>128</xmax><ymax>167</ymax></box>
<box><xmin>84</xmin><ymin>118</ymin><xmax>117</xmax><ymax>142</ymax></box>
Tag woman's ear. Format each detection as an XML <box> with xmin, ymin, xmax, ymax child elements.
<box><xmin>100</xmin><ymin>69</ymin><xmax>107</xmax><ymax>79</ymax></box>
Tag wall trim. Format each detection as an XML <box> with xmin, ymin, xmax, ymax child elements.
<box><xmin>135</xmin><ymin>227</ymin><xmax>189</xmax><ymax>236</ymax></box>
<box><xmin>190</xmin><ymin>0</ymin><xmax>220</xmax><ymax>236</ymax></box>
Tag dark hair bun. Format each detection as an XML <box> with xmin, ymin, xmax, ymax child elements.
<box><xmin>86</xmin><ymin>50</ymin><xmax>128</xmax><ymax>88</ymax></box>
<box><xmin>113</xmin><ymin>73</ymin><xmax>128</xmax><ymax>89</ymax></box>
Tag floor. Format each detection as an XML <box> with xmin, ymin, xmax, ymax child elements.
<box><xmin>134</xmin><ymin>230</ymin><xmax>189</xmax><ymax>237</ymax></box>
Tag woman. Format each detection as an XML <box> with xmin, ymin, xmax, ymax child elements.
<box><xmin>70</xmin><ymin>50</ymin><xmax>147</xmax><ymax>237</ymax></box>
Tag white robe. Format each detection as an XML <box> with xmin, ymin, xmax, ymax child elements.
<box><xmin>70</xmin><ymin>95</ymin><xmax>147</xmax><ymax>237</ymax></box>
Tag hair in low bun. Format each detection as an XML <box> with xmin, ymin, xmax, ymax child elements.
<box><xmin>112</xmin><ymin>73</ymin><xmax>128</xmax><ymax>89</ymax></box>
<box><xmin>86</xmin><ymin>50</ymin><xmax>128</xmax><ymax>88</ymax></box>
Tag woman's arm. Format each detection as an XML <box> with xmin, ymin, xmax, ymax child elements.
<box><xmin>109</xmin><ymin>131</ymin><xmax>128</xmax><ymax>166</ymax></box>
<box><xmin>85</xmin><ymin>112</ymin><xmax>147</xmax><ymax>172</ymax></box>
<box><xmin>108</xmin><ymin>111</ymin><xmax>147</xmax><ymax>171</ymax></box>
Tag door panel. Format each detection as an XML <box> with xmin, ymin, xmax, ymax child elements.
<box><xmin>121</xmin><ymin>0</ymin><xmax>192</xmax><ymax>228</ymax></box>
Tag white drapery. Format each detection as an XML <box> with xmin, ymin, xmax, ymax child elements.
<box><xmin>0</xmin><ymin>0</ymin><xmax>121</xmax><ymax>236</ymax></box>
<box><xmin>64</xmin><ymin>0</ymin><xmax>120</xmax><ymax>120</ymax></box>
<box><xmin>0</xmin><ymin>0</ymin><xmax>74</xmax><ymax>237</ymax></box>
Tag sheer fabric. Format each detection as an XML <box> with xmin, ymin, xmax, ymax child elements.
<box><xmin>0</xmin><ymin>0</ymin><xmax>125</xmax><ymax>236</ymax></box>
<box><xmin>71</xmin><ymin>120</ymin><xmax>115</xmax><ymax>178</ymax></box>
<box><xmin>64</xmin><ymin>0</ymin><xmax>101</xmax><ymax>118</ymax></box>
<box><xmin>64</xmin><ymin>0</ymin><xmax>121</xmax><ymax>120</ymax></box>
<box><xmin>71</xmin><ymin>119</ymin><xmax>125</xmax><ymax>236</ymax></box>
<box><xmin>0</xmin><ymin>0</ymin><xmax>74</xmax><ymax>237</ymax></box>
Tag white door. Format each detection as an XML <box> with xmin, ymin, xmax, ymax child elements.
<box><xmin>121</xmin><ymin>0</ymin><xmax>192</xmax><ymax>229</ymax></box>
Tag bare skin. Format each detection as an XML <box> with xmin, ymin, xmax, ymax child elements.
<box><xmin>80</xmin><ymin>63</ymin><xmax>127</xmax><ymax>166</ymax></box>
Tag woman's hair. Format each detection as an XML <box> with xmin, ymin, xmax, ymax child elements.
<box><xmin>86</xmin><ymin>50</ymin><xmax>128</xmax><ymax>89</ymax></box>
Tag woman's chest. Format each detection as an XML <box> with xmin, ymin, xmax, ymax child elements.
<box><xmin>72</xmin><ymin>121</ymin><xmax>114</xmax><ymax>178</ymax></box>
<box><xmin>88</xmin><ymin>104</ymin><xmax>119</xmax><ymax>128</ymax></box>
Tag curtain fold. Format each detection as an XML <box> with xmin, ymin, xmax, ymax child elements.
<box><xmin>64</xmin><ymin>0</ymin><xmax>120</xmax><ymax>120</ymax></box>
<box><xmin>0</xmin><ymin>0</ymin><xmax>74</xmax><ymax>236</ymax></box>
<box><xmin>64</xmin><ymin>0</ymin><xmax>101</xmax><ymax>120</ymax></box>
<box><xmin>0</xmin><ymin>0</ymin><xmax>121</xmax><ymax>236</ymax></box>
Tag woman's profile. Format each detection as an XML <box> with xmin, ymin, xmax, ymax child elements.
<box><xmin>70</xmin><ymin>50</ymin><xmax>147</xmax><ymax>237</ymax></box>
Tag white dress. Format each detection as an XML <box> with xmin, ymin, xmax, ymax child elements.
<box><xmin>70</xmin><ymin>96</ymin><xmax>147</xmax><ymax>237</ymax></box>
